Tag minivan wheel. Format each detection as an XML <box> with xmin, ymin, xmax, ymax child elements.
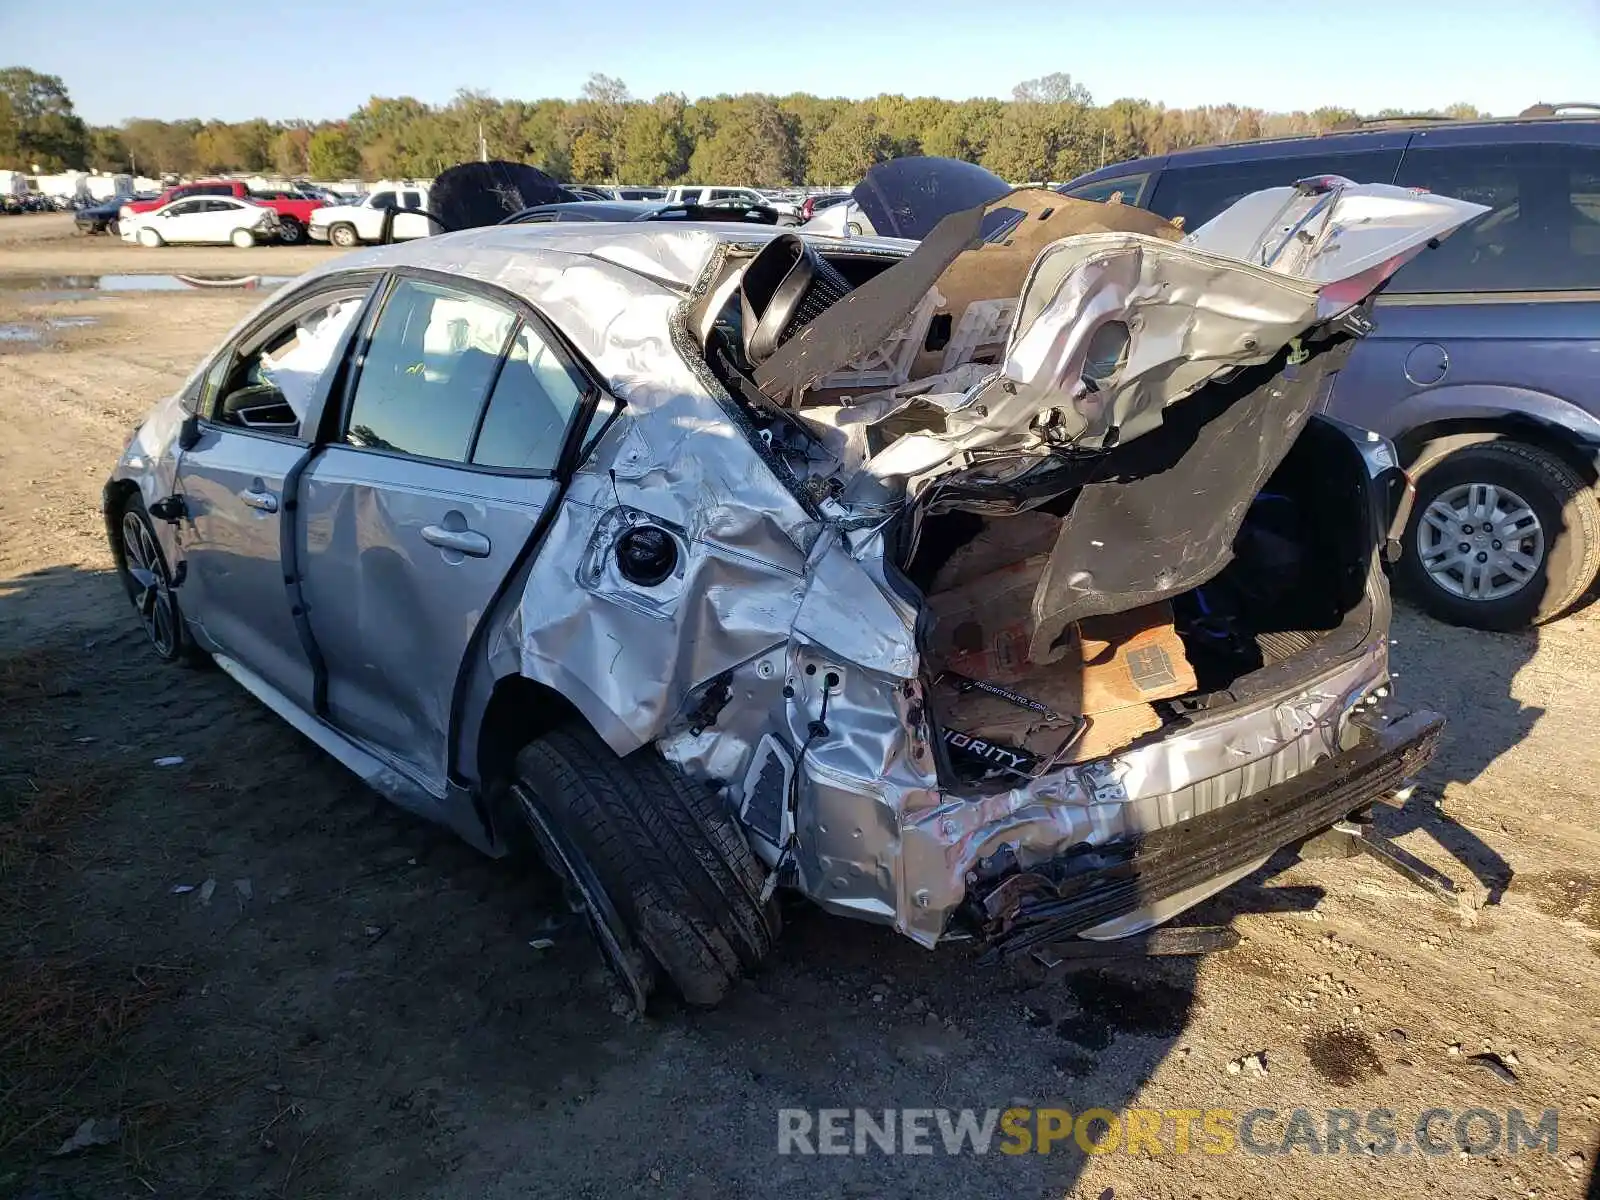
<box><xmin>1401</xmin><ymin>441</ymin><xmax>1600</xmax><ymax>629</ymax></box>
<box><xmin>509</xmin><ymin>724</ymin><xmax>778</xmax><ymax>1009</ymax></box>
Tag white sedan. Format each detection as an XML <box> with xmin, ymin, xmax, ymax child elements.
<box><xmin>120</xmin><ymin>197</ymin><xmax>280</xmax><ymax>248</ymax></box>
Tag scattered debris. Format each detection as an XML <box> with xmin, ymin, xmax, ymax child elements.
<box><xmin>170</xmin><ymin>883</ymin><xmax>196</xmax><ymax>895</ymax></box>
<box><xmin>1447</xmin><ymin>1042</ymin><xmax>1462</xmax><ymax>1057</ymax></box>
<box><xmin>1386</xmin><ymin>1028</ymin><xmax>1407</xmax><ymax>1043</ymax></box>
<box><xmin>197</xmin><ymin>879</ymin><xmax>216</xmax><ymax>906</ymax></box>
<box><xmin>52</xmin><ymin>1115</ymin><xmax>122</xmax><ymax>1156</ymax></box>
<box><xmin>1466</xmin><ymin>1051</ymin><xmax>1519</xmax><ymax>1085</ymax></box>
<box><xmin>152</xmin><ymin>756</ymin><xmax>185</xmax><ymax>767</ymax></box>
<box><xmin>1225</xmin><ymin>1052</ymin><xmax>1269</xmax><ymax>1076</ymax></box>
<box><xmin>233</xmin><ymin>878</ymin><xmax>253</xmax><ymax>902</ymax></box>
<box><xmin>528</xmin><ymin>937</ymin><xmax>556</xmax><ymax>950</ymax></box>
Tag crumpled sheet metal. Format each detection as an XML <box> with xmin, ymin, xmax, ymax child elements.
<box><xmin>887</xmin><ymin>638</ymin><xmax>1387</xmax><ymax>944</ymax></box>
<box><xmin>956</xmin><ymin>233</ymin><xmax>1321</xmax><ymax>455</ymax></box>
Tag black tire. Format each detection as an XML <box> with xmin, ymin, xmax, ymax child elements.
<box><xmin>277</xmin><ymin>216</ymin><xmax>304</xmax><ymax>245</ymax></box>
<box><xmin>1400</xmin><ymin>441</ymin><xmax>1600</xmax><ymax>630</ymax></box>
<box><xmin>328</xmin><ymin>223</ymin><xmax>359</xmax><ymax>248</ymax></box>
<box><xmin>115</xmin><ymin>494</ymin><xmax>206</xmax><ymax>666</ymax></box>
<box><xmin>511</xmin><ymin>723</ymin><xmax>778</xmax><ymax>1008</ymax></box>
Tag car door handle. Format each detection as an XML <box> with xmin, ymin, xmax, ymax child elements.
<box><xmin>421</xmin><ymin>524</ymin><xmax>491</xmax><ymax>557</ymax></box>
<box><xmin>239</xmin><ymin>488</ymin><xmax>278</xmax><ymax>513</ymax></box>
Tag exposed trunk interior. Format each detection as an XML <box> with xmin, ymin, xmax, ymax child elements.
<box><xmin>907</xmin><ymin>415</ymin><xmax>1381</xmax><ymax>785</ymax></box>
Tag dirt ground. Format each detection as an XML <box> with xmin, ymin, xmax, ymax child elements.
<box><xmin>2</xmin><ymin>219</ymin><xmax>1599</xmax><ymax>1200</ymax></box>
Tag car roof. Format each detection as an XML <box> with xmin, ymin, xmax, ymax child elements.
<box><xmin>1066</xmin><ymin>112</ymin><xmax>1600</xmax><ymax>189</ymax></box>
<box><xmin>302</xmin><ymin>221</ymin><xmax>910</xmax><ymax>296</ymax></box>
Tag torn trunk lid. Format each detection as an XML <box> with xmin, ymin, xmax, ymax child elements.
<box><xmin>753</xmin><ymin>161</ymin><xmax>1487</xmax><ymax>664</ymax></box>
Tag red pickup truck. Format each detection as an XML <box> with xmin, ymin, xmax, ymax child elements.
<box><xmin>120</xmin><ymin>180</ymin><xmax>326</xmax><ymax>244</ymax></box>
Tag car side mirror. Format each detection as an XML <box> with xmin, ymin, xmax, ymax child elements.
<box><xmin>178</xmin><ymin>412</ymin><xmax>202</xmax><ymax>451</ymax></box>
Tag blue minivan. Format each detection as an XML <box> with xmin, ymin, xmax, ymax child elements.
<box><xmin>1063</xmin><ymin>108</ymin><xmax>1600</xmax><ymax>629</ymax></box>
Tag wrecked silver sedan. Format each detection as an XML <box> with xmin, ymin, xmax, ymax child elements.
<box><xmin>105</xmin><ymin>162</ymin><xmax>1484</xmax><ymax>1007</ymax></box>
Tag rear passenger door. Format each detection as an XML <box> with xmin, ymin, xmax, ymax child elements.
<box><xmin>1327</xmin><ymin>132</ymin><xmax>1600</xmax><ymax>439</ymax></box>
<box><xmin>394</xmin><ymin>190</ymin><xmax>431</xmax><ymax>239</ymax></box>
<box><xmin>297</xmin><ymin>273</ymin><xmax>594</xmax><ymax>794</ymax></box>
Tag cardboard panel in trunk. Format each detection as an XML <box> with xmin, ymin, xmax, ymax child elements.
<box><xmin>932</xmin><ymin>600</ymin><xmax>1198</xmax><ymax>766</ymax></box>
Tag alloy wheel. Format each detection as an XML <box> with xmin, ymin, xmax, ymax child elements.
<box><xmin>1416</xmin><ymin>481</ymin><xmax>1545</xmax><ymax>602</ymax></box>
<box><xmin>121</xmin><ymin>510</ymin><xmax>178</xmax><ymax>657</ymax></box>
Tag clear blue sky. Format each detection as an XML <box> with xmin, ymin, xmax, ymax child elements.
<box><xmin>2</xmin><ymin>0</ymin><xmax>1595</xmax><ymax>124</ymax></box>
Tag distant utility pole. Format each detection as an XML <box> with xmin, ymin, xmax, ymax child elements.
<box><xmin>478</xmin><ymin>121</ymin><xmax>488</xmax><ymax>163</ymax></box>
<box><xmin>1100</xmin><ymin>130</ymin><xmax>1107</xmax><ymax>168</ymax></box>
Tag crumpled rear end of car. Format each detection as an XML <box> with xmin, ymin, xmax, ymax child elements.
<box><xmin>502</xmin><ymin>167</ymin><xmax>1482</xmax><ymax>954</ymax></box>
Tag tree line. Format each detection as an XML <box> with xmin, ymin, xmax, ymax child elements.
<box><xmin>0</xmin><ymin>66</ymin><xmax>1491</xmax><ymax>187</ymax></box>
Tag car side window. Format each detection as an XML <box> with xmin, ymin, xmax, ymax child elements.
<box><xmin>210</xmin><ymin>290</ymin><xmax>369</xmax><ymax>436</ymax></box>
<box><xmin>1390</xmin><ymin>143</ymin><xmax>1600</xmax><ymax>293</ymax></box>
<box><xmin>1063</xmin><ymin>172</ymin><xmax>1151</xmax><ymax>206</ymax></box>
<box><xmin>402</xmin><ymin>190</ymin><xmax>422</xmax><ymax>209</ymax></box>
<box><xmin>369</xmin><ymin>191</ymin><xmax>396</xmax><ymax>209</ymax></box>
<box><xmin>167</xmin><ymin>200</ymin><xmax>202</xmax><ymax>216</ymax></box>
<box><xmin>471</xmin><ymin>322</ymin><xmax>588</xmax><ymax>471</ymax></box>
<box><xmin>343</xmin><ymin>278</ymin><xmax>515</xmax><ymax>461</ymax></box>
<box><xmin>1148</xmin><ymin>150</ymin><xmax>1403</xmax><ymax>230</ymax></box>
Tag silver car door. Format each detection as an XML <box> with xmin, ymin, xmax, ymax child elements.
<box><xmin>296</xmin><ymin>276</ymin><xmax>587</xmax><ymax>794</ymax></box>
<box><xmin>173</xmin><ymin>280</ymin><xmax>375</xmax><ymax>709</ymax></box>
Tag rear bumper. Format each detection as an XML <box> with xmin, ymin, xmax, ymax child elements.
<box><xmin>978</xmin><ymin>704</ymin><xmax>1442</xmax><ymax>958</ymax></box>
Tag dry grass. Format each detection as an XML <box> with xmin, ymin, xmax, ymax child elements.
<box><xmin>0</xmin><ymin>958</ymin><xmax>183</xmax><ymax>1155</ymax></box>
<box><xmin>0</xmin><ymin>646</ymin><xmax>70</xmax><ymax>710</ymax></box>
<box><xmin>0</xmin><ymin>645</ymin><xmax>190</xmax><ymax>1167</ymax></box>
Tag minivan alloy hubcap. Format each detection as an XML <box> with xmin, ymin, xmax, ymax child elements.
<box><xmin>121</xmin><ymin>512</ymin><xmax>177</xmax><ymax>655</ymax></box>
<box><xmin>1417</xmin><ymin>482</ymin><xmax>1544</xmax><ymax>601</ymax></box>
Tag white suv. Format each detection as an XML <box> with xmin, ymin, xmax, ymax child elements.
<box><xmin>309</xmin><ymin>184</ymin><xmax>432</xmax><ymax>247</ymax></box>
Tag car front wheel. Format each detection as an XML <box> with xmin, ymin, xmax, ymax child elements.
<box><xmin>116</xmin><ymin>495</ymin><xmax>203</xmax><ymax>664</ymax></box>
<box><xmin>328</xmin><ymin>223</ymin><xmax>358</xmax><ymax>248</ymax></box>
<box><xmin>137</xmin><ymin>226</ymin><xmax>162</xmax><ymax>248</ymax></box>
<box><xmin>509</xmin><ymin>723</ymin><xmax>778</xmax><ymax>1010</ymax></box>
<box><xmin>277</xmin><ymin>216</ymin><xmax>304</xmax><ymax>244</ymax></box>
<box><xmin>1400</xmin><ymin>441</ymin><xmax>1600</xmax><ymax>629</ymax></box>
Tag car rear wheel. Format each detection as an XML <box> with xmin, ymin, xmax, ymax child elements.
<box><xmin>137</xmin><ymin>226</ymin><xmax>162</xmax><ymax>248</ymax></box>
<box><xmin>230</xmin><ymin>228</ymin><xmax>255</xmax><ymax>248</ymax></box>
<box><xmin>328</xmin><ymin>223</ymin><xmax>358</xmax><ymax>248</ymax></box>
<box><xmin>277</xmin><ymin>216</ymin><xmax>304</xmax><ymax>244</ymax></box>
<box><xmin>116</xmin><ymin>495</ymin><xmax>203</xmax><ymax>665</ymax></box>
<box><xmin>1400</xmin><ymin>441</ymin><xmax>1600</xmax><ymax>629</ymax></box>
<box><xmin>509</xmin><ymin>723</ymin><xmax>778</xmax><ymax>1010</ymax></box>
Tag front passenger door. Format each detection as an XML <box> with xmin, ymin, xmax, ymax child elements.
<box><xmin>297</xmin><ymin>275</ymin><xmax>591</xmax><ymax>795</ymax></box>
<box><xmin>175</xmin><ymin>281</ymin><xmax>374</xmax><ymax>709</ymax></box>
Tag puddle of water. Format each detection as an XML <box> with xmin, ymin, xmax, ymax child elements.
<box><xmin>0</xmin><ymin>314</ymin><xmax>101</xmax><ymax>352</ymax></box>
<box><xmin>0</xmin><ymin>273</ymin><xmax>295</xmax><ymax>297</ymax></box>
